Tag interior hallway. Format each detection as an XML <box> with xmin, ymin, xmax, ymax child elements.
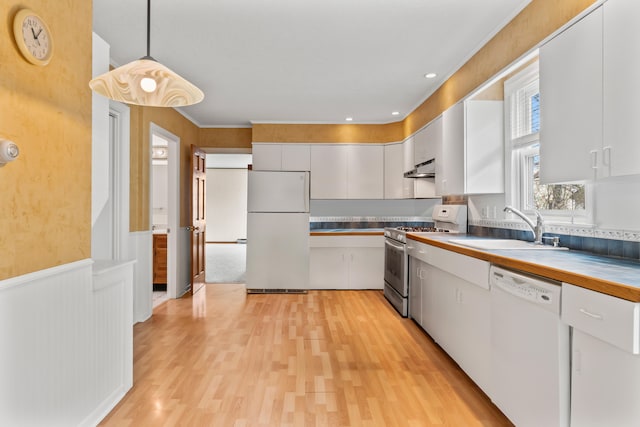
<box><xmin>100</xmin><ymin>285</ymin><xmax>511</xmax><ymax>426</ymax></box>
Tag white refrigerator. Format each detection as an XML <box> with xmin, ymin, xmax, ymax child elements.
<box><xmin>246</xmin><ymin>171</ymin><xmax>310</xmax><ymax>291</ymax></box>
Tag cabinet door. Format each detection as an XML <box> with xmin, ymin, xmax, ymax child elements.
<box><xmin>539</xmin><ymin>7</ymin><xmax>603</xmax><ymax>183</ymax></box>
<box><xmin>465</xmin><ymin>100</ymin><xmax>504</xmax><ymax>194</ymax></box>
<box><xmin>414</xmin><ymin>127</ymin><xmax>429</xmax><ymax>165</ymax></box>
<box><xmin>439</xmin><ymin>103</ymin><xmax>464</xmax><ymax>195</ymax></box>
<box><xmin>310</xmin><ymin>145</ymin><xmax>348</xmax><ymax>199</ymax></box>
<box><xmin>309</xmin><ymin>247</ymin><xmax>348</xmax><ymax>289</ymax></box>
<box><xmin>403</xmin><ymin>136</ymin><xmax>415</xmax><ymax>173</ymax></box>
<box><xmin>449</xmin><ymin>277</ymin><xmax>492</xmax><ymax>393</ymax></box>
<box><xmin>252</xmin><ymin>144</ymin><xmax>282</xmax><ymax>170</ymax></box>
<box><xmin>282</xmin><ymin>144</ymin><xmax>310</xmax><ymax>171</ymax></box>
<box><xmin>423</xmin><ymin>116</ymin><xmax>442</xmax><ymax>163</ymax></box>
<box><xmin>571</xmin><ymin>329</ymin><xmax>640</xmax><ymax>427</ymax></box>
<box><xmin>427</xmin><ymin>266</ymin><xmax>456</xmax><ymax>348</ymax></box>
<box><xmin>408</xmin><ymin>257</ymin><xmax>423</xmax><ymax>325</ymax></box>
<box><xmin>348</xmin><ymin>247</ymin><xmax>384</xmax><ymax>290</ymax></box>
<box><xmin>384</xmin><ymin>143</ymin><xmax>404</xmax><ymax>199</ymax></box>
<box><xmin>402</xmin><ymin>137</ymin><xmax>415</xmax><ymax>198</ymax></box>
<box><xmin>603</xmin><ymin>0</ymin><xmax>640</xmax><ymax>177</ymax></box>
<box><xmin>347</xmin><ymin>145</ymin><xmax>384</xmax><ymax>199</ymax></box>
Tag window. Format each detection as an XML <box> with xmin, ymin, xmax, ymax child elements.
<box><xmin>505</xmin><ymin>61</ymin><xmax>588</xmax><ymax>219</ymax></box>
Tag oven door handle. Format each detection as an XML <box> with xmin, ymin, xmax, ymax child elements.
<box><xmin>385</xmin><ymin>239</ymin><xmax>405</xmax><ymax>251</ymax></box>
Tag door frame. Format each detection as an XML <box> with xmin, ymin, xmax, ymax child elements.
<box><xmin>110</xmin><ymin>101</ymin><xmax>130</xmax><ymax>261</ymax></box>
<box><xmin>149</xmin><ymin>123</ymin><xmax>181</xmax><ymax>299</ymax></box>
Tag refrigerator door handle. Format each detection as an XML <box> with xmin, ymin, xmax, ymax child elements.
<box><xmin>304</xmin><ymin>172</ymin><xmax>310</xmax><ymax>212</ymax></box>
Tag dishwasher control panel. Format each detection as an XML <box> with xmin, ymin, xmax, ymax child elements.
<box><xmin>490</xmin><ymin>265</ymin><xmax>561</xmax><ymax>313</ymax></box>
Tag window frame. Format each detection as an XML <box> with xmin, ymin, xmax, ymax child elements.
<box><xmin>504</xmin><ymin>61</ymin><xmax>592</xmax><ymax>224</ymax></box>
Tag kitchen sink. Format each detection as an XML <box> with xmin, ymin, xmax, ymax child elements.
<box><xmin>449</xmin><ymin>239</ymin><xmax>568</xmax><ymax>251</ymax></box>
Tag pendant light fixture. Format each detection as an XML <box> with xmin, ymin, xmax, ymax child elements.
<box><xmin>89</xmin><ymin>0</ymin><xmax>204</xmax><ymax>107</ymax></box>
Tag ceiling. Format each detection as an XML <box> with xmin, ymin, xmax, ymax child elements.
<box><xmin>93</xmin><ymin>0</ymin><xmax>531</xmax><ymax>127</ymax></box>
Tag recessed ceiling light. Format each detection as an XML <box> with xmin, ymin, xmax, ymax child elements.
<box><xmin>391</xmin><ymin>111</ymin><xmax>400</xmax><ymax>116</ymax></box>
<box><xmin>424</xmin><ymin>73</ymin><xmax>437</xmax><ymax>79</ymax></box>
<box><xmin>345</xmin><ymin>117</ymin><xmax>353</xmax><ymax>121</ymax></box>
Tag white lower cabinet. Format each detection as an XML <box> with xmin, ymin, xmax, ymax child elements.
<box><xmin>562</xmin><ymin>283</ymin><xmax>640</xmax><ymax>426</ymax></box>
<box><xmin>309</xmin><ymin>236</ymin><xmax>384</xmax><ymax>290</ymax></box>
<box><xmin>407</xmin><ymin>242</ymin><xmax>491</xmax><ymax>394</ymax></box>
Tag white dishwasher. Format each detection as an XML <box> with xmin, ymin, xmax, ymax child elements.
<box><xmin>489</xmin><ymin>265</ymin><xmax>570</xmax><ymax>427</ymax></box>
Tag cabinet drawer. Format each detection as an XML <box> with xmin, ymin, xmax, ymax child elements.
<box><xmin>429</xmin><ymin>246</ymin><xmax>490</xmax><ymax>290</ymax></box>
<box><xmin>562</xmin><ymin>283</ymin><xmax>640</xmax><ymax>354</ymax></box>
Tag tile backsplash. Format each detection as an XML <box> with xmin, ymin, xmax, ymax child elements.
<box><xmin>469</xmin><ymin>218</ymin><xmax>640</xmax><ymax>262</ymax></box>
<box><xmin>310</xmin><ymin>217</ymin><xmax>432</xmax><ymax>230</ymax></box>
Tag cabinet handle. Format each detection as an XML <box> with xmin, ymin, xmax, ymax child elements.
<box><xmin>603</xmin><ymin>146</ymin><xmax>612</xmax><ymax>170</ymax></box>
<box><xmin>590</xmin><ymin>150</ymin><xmax>598</xmax><ymax>170</ymax></box>
<box><xmin>579</xmin><ymin>308</ymin><xmax>603</xmax><ymax>320</ymax></box>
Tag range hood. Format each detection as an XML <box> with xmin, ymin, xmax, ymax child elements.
<box><xmin>404</xmin><ymin>158</ymin><xmax>435</xmax><ymax>178</ymax></box>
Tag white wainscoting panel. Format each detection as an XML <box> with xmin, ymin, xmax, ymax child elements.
<box><xmin>130</xmin><ymin>231</ymin><xmax>152</xmax><ymax>323</ymax></box>
<box><xmin>0</xmin><ymin>259</ymin><xmax>134</xmax><ymax>427</ymax></box>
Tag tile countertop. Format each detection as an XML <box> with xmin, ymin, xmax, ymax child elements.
<box><xmin>408</xmin><ymin>233</ymin><xmax>640</xmax><ymax>302</ymax></box>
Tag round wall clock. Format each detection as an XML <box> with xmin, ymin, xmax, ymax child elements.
<box><xmin>12</xmin><ymin>9</ymin><xmax>54</xmax><ymax>66</ymax></box>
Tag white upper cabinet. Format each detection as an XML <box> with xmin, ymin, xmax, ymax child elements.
<box><xmin>252</xmin><ymin>143</ymin><xmax>310</xmax><ymax>171</ymax></box>
<box><xmin>438</xmin><ymin>101</ymin><xmax>503</xmax><ymax>195</ymax></box>
<box><xmin>384</xmin><ymin>143</ymin><xmax>405</xmax><ymax>199</ymax></box>
<box><xmin>540</xmin><ymin>0</ymin><xmax>640</xmax><ymax>182</ymax></box>
<box><xmin>310</xmin><ymin>145</ymin><xmax>348</xmax><ymax>199</ymax></box>
<box><xmin>252</xmin><ymin>143</ymin><xmax>282</xmax><ymax>170</ymax></box>
<box><xmin>603</xmin><ymin>0</ymin><xmax>640</xmax><ymax>178</ymax></box>
<box><xmin>310</xmin><ymin>144</ymin><xmax>383</xmax><ymax>199</ymax></box>
<box><xmin>414</xmin><ymin>116</ymin><xmax>441</xmax><ymax>166</ymax></box>
<box><xmin>465</xmin><ymin>100</ymin><xmax>504</xmax><ymax>194</ymax></box>
<box><xmin>439</xmin><ymin>104</ymin><xmax>465</xmax><ymax>195</ymax></box>
<box><xmin>539</xmin><ymin>6</ymin><xmax>603</xmax><ymax>183</ymax></box>
<box><xmin>402</xmin><ymin>137</ymin><xmax>415</xmax><ymax>198</ymax></box>
<box><xmin>347</xmin><ymin>145</ymin><xmax>384</xmax><ymax>199</ymax></box>
<box><xmin>281</xmin><ymin>144</ymin><xmax>310</xmax><ymax>171</ymax></box>
<box><xmin>403</xmin><ymin>136</ymin><xmax>415</xmax><ymax>173</ymax></box>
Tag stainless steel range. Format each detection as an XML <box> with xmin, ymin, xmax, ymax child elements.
<box><xmin>383</xmin><ymin>205</ymin><xmax>468</xmax><ymax>317</ymax></box>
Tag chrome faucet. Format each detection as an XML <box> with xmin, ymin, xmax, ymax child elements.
<box><xmin>503</xmin><ymin>206</ymin><xmax>544</xmax><ymax>245</ymax></box>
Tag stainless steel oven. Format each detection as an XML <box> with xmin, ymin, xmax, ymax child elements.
<box><xmin>384</xmin><ymin>234</ymin><xmax>408</xmax><ymax>315</ymax></box>
<box><xmin>383</xmin><ymin>205</ymin><xmax>468</xmax><ymax>317</ymax></box>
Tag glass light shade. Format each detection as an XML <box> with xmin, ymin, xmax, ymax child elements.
<box><xmin>89</xmin><ymin>58</ymin><xmax>204</xmax><ymax>107</ymax></box>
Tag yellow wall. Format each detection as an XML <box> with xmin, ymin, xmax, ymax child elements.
<box><xmin>252</xmin><ymin>123</ymin><xmax>404</xmax><ymax>144</ymax></box>
<box><xmin>199</xmin><ymin>128</ymin><xmax>252</xmax><ymax>150</ymax></box>
<box><xmin>129</xmin><ymin>106</ymin><xmax>200</xmax><ymax>231</ymax></box>
<box><xmin>0</xmin><ymin>1</ymin><xmax>92</xmax><ymax>280</ymax></box>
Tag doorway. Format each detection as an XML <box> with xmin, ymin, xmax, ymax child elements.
<box><xmin>205</xmin><ymin>153</ymin><xmax>251</xmax><ymax>283</ymax></box>
<box><xmin>149</xmin><ymin>124</ymin><xmax>187</xmax><ymax>307</ymax></box>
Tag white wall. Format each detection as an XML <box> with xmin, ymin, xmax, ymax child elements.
<box><xmin>593</xmin><ymin>175</ymin><xmax>640</xmax><ymax>230</ymax></box>
<box><xmin>152</xmin><ymin>164</ymin><xmax>169</xmax><ymax>226</ymax></box>
<box><xmin>205</xmin><ymin>168</ymin><xmax>248</xmax><ymax>242</ymax></box>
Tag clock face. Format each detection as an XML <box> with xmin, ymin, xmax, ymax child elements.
<box><xmin>21</xmin><ymin>15</ymin><xmax>50</xmax><ymax>60</ymax></box>
<box><xmin>13</xmin><ymin>9</ymin><xmax>53</xmax><ymax>66</ymax></box>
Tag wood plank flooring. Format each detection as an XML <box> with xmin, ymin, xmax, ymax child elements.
<box><xmin>100</xmin><ymin>285</ymin><xmax>512</xmax><ymax>426</ymax></box>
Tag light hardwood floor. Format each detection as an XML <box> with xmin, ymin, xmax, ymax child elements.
<box><xmin>100</xmin><ymin>285</ymin><xmax>512</xmax><ymax>426</ymax></box>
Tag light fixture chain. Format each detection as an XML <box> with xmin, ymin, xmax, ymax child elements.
<box><xmin>146</xmin><ymin>0</ymin><xmax>151</xmax><ymax>57</ymax></box>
